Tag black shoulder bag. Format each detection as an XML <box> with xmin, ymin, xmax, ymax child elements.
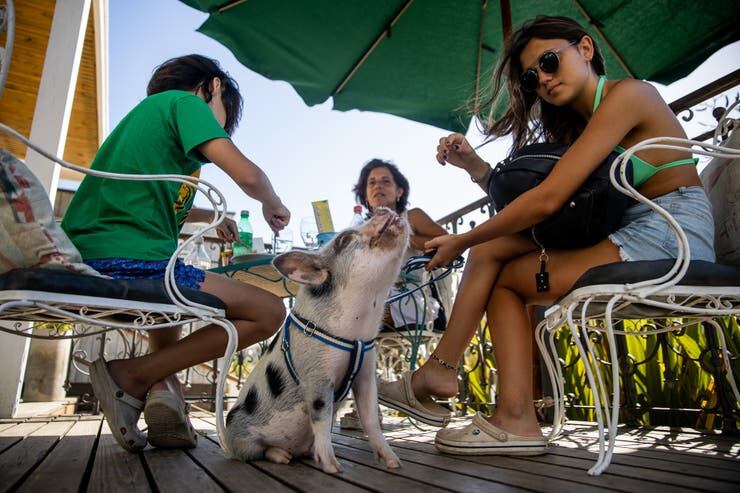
<box><xmin>487</xmin><ymin>143</ymin><xmax>632</xmax><ymax>291</ymax></box>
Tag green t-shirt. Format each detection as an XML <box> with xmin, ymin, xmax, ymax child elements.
<box><xmin>62</xmin><ymin>90</ymin><xmax>229</xmax><ymax>260</ymax></box>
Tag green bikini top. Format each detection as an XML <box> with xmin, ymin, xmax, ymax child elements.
<box><xmin>593</xmin><ymin>76</ymin><xmax>697</xmax><ymax>187</ymax></box>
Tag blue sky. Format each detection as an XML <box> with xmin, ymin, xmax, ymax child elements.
<box><xmin>110</xmin><ymin>0</ymin><xmax>739</xmax><ymax>246</ymax></box>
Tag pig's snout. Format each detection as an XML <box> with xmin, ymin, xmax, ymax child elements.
<box><xmin>363</xmin><ymin>207</ymin><xmax>408</xmax><ymax>248</ymax></box>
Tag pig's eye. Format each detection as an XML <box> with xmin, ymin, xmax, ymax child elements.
<box><xmin>333</xmin><ymin>231</ymin><xmax>356</xmax><ymax>253</ymax></box>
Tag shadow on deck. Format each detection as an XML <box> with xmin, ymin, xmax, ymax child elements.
<box><xmin>0</xmin><ymin>409</ymin><xmax>738</xmax><ymax>492</ymax></box>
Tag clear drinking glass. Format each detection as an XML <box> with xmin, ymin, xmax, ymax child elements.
<box><xmin>273</xmin><ymin>227</ymin><xmax>294</xmax><ymax>254</ymax></box>
<box><xmin>300</xmin><ymin>217</ymin><xmax>319</xmax><ymax>249</ymax></box>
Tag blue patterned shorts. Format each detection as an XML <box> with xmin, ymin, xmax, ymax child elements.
<box><xmin>84</xmin><ymin>258</ymin><xmax>206</xmax><ymax>290</ymax></box>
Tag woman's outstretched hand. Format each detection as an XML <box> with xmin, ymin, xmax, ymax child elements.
<box><xmin>436</xmin><ymin>133</ymin><xmax>479</xmax><ymax>170</ymax></box>
<box><xmin>424</xmin><ymin>234</ymin><xmax>467</xmax><ymax>271</ymax></box>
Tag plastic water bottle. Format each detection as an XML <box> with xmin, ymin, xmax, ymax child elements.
<box><xmin>349</xmin><ymin>205</ymin><xmax>364</xmax><ymax>228</ymax></box>
<box><xmin>184</xmin><ymin>237</ymin><xmax>212</xmax><ymax>270</ymax></box>
<box><xmin>233</xmin><ymin>210</ymin><xmax>253</xmax><ymax>257</ymax></box>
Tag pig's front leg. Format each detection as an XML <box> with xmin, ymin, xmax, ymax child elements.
<box><xmin>308</xmin><ymin>378</ymin><xmax>342</xmax><ymax>474</ymax></box>
<box><xmin>353</xmin><ymin>353</ymin><xmax>401</xmax><ymax>469</ymax></box>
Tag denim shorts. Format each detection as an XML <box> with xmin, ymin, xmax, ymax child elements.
<box><xmin>608</xmin><ymin>186</ymin><xmax>716</xmax><ymax>262</ymax></box>
<box><xmin>84</xmin><ymin>258</ymin><xmax>206</xmax><ymax>290</ymax></box>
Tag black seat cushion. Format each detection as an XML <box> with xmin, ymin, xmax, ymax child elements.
<box><xmin>0</xmin><ymin>267</ymin><xmax>226</xmax><ymax>310</ymax></box>
<box><xmin>572</xmin><ymin>260</ymin><xmax>740</xmax><ymax>291</ymax></box>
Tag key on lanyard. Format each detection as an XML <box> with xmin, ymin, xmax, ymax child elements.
<box><xmin>535</xmin><ymin>249</ymin><xmax>550</xmax><ymax>293</ymax></box>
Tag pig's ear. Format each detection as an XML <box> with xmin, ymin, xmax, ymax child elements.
<box><xmin>273</xmin><ymin>251</ymin><xmax>329</xmax><ymax>285</ymax></box>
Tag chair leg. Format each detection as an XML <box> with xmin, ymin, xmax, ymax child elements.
<box><xmin>703</xmin><ymin>321</ymin><xmax>739</xmax><ymax>435</ymax></box>
<box><xmin>615</xmin><ymin>323</ymin><xmax>641</xmax><ymax>427</ymax></box>
<box><xmin>210</xmin><ymin>317</ymin><xmax>239</xmax><ymax>455</ymax></box>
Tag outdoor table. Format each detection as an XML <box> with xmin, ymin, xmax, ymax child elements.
<box><xmin>209</xmin><ymin>253</ymin><xmax>298</xmax><ymax>298</ymax></box>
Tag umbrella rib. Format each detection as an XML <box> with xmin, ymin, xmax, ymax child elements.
<box><xmin>333</xmin><ymin>0</ymin><xmax>415</xmax><ymax>96</ymax></box>
<box><xmin>217</xmin><ymin>0</ymin><xmax>247</xmax><ymax>13</ymax></box>
<box><xmin>571</xmin><ymin>0</ymin><xmax>636</xmax><ymax>78</ymax></box>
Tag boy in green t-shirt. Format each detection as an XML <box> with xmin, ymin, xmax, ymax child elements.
<box><xmin>63</xmin><ymin>55</ymin><xmax>290</xmax><ymax>452</ymax></box>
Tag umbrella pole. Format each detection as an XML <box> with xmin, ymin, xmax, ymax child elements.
<box><xmin>500</xmin><ymin>0</ymin><xmax>512</xmax><ymax>40</ymax></box>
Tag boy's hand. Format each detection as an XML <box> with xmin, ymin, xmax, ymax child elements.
<box><xmin>263</xmin><ymin>202</ymin><xmax>291</xmax><ymax>233</ymax></box>
<box><xmin>215</xmin><ymin>217</ymin><xmax>239</xmax><ymax>243</ymax></box>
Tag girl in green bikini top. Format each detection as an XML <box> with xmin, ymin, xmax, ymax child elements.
<box><xmin>592</xmin><ymin>75</ymin><xmax>698</xmax><ymax>187</ymax></box>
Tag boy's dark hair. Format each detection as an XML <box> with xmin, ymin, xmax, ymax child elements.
<box><xmin>147</xmin><ymin>54</ymin><xmax>243</xmax><ymax>135</ymax></box>
<box><xmin>353</xmin><ymin>159</ymin><xmax>410</xmax><ymax>213</ymax></box>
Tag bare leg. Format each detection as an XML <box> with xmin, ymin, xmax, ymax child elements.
<box><xmin>412</xmin><ymin>235</ymin><xmax>537</xmax><ymax>399</ymax></box>
<box><xmin>107</xmin><ymin>272</ymin><xmax>285</xmax><ymax>400</ymax></box>
<box><xmin>146</xmin><ymin>327</ymin><xmax>183</xmax><ymax>395</ymax></box>
<box><xmin>486</xmin><ymin>239</ymin><xmax>620</xmax><ymax>436</ymax></box>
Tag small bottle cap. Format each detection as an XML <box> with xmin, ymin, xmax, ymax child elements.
<box><xmin>241</xmin><ymin>210</ymin><xmax>250</xmax><ymax>217</ymax></box>
<box><xmin>353</xmin><ymin>205</ymin><xmax>362</xmax><ymax>213</ymax></box>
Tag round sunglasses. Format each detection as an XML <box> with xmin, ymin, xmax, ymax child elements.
<box><xmin>520</xmin><ymin>40</ymin><xmax>578</xmax><ymax>93</ymax></box>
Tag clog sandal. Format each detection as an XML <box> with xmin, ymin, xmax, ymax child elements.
<box><xmin>144</xmin><ymin>390</ymin><xmax>198</xmax><ymax>449</ymax></box>
<box><xmin>90</xmin><ymin>358</ymin><xmax>147</xmax><ymax>452</ymax></box>
<box><xmin>377</xmin><ymin>371</ymin><xmax>451</xmax><ymax>427</ymax></box>
<box><xmin>435</xmin><ymin>412</ymin><xmax>546</xmax><ymax>456</ymax></box>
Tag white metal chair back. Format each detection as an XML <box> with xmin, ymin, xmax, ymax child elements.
<box><xmin>0</xmin><ymin>122</ymin><xmax>238</xmax><ymax>453</ymax></box>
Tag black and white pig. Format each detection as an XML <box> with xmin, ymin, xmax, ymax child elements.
<box><xmin>224</xmin><ymin>207</ymin><xmax>409</xmax><ymax>473</ymax></box>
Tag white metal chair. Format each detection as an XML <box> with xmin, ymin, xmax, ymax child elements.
<box><xmin>0</xmin><ymin>123</ymin><xmax>238</xmax><ymax>453</ymax></box>
<box><xmin>536</xmin><ymin>113</ymin><xmax>740</xmax><ymax>475</ymax></box>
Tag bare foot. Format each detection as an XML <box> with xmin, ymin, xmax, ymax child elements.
<box><xmin>411</xmin><ymin>360</ymin><xmax>458</xmax><ymax>400</ymax></box>
<box><xmin>488</xmin><ymin>411</ymin><xmax>543</xmax><ymax>438</ymax></box>
<box><xmin>106</xmin><ymin>359</ymin><xmax>149</xmax><ymax>401</ymax></box>
<box><xmin>149</xmin><ymin>374</ymin><xmax>184</xmax><ymax>399</ymax></box>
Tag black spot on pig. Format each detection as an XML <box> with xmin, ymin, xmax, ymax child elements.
<box><xmin>312</xmin><ymin>398</ymin><xmax>325</xmax><ymax>411</ymax></box>
<box><xmin>243</xmin><ymin>386</ymin><xmax>258</xmax><ymax>415</ymax></box>
<box><xmin>266</xmin><ymin>363</ymin><xmax>285</xmax><ymax>398</ymax></box>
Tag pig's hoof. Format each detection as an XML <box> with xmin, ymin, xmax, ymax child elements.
<box><xmin>321</xmin><ymin>461</ymin><xmax>343</xmax><ymax>474</ymax></box>
<box><xmin>378</xmin><ymin>449</ymin><xmax>401</xmax><ymax>469</ymax></box>
<box><xmin>316</xmin><ymin>453</ymin><xmax>343</xmax><ymax>474</ymax></box>
<box><xmin>265</xmin><ymin>447</ymin><xmax>292</xmax><ymax>464</ymax></box>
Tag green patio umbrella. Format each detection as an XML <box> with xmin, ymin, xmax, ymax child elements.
<box><xmin>180</xmin><ymin>0</ymin><xmax>740</xmax><ymax>132</ymax></box>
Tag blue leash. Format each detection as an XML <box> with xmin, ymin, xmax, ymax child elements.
<box><xmin>384</xmin><ymin>254</ymin><xmax>465</xmax><ymax>304</ymax></box>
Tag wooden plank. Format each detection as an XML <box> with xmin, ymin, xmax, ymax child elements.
<box><xmin>555</xmin><ymin>428</ymin><xmax>740</xmax><ymax>462</ymax></box>
<box><xmin>87</xmin><ymin>422</ymin><xmax>150</xmax><ymax>493</ymax></box>
<box><xmin>548</xmin><ymin>433</ymin><xmax>740</xmax><ymax>472</ymax></box>
<box><xmin>0</xmin><ymin>421</ymin><xmax>46</xmax><ymax>454</ymax></box>
<box><xmin>334</xmin><ymin>432</ymin><xmax>627</xmax><ymax>493</ymax></box>
<box><xmin>0</xmin><ymin>420</ymin><xmax>73</xmax><ymax>491</ymax></box>
<box><xmin>373</xmin><ymin>426</ymin><xmax>738</xmax><ymax>492</ymax></box>
<box><xmin>331</xmin><ymin>442</ymin><xmax>524</xmax><ymax>493</ymax></box>
<box><xmin>301</xmin><ymin>448</ymin><xmax>453</xmax><ymax>493</ymax></box>
<box><xmin>187</xmin><ymin>435</ymin><xmax>293</xmax><ymax>493</ymax></box>
<box><xmin>523</xmin><ymin>446</ymin><xmax>739</xmax><ymax>492</ymax></box>
<box><xmin>18</xmin><ymin>419</ymin><xmax>101</xmax><ymax>492</ymax></box>
<box><xmin>252</xmin><ymin>459</ymin><xmax>369</xmax><ymax>493</ymax></box>
<box><xmin>192</xmin><ymin>418</ymin><xmax>369</xmax><ymax>492</ymax></box>
<box><xmin>544</xmin><ymin>444</ymin><xmax>740</xmax><ymax>482</ymax></box>
<box><xmin>144</xmin><ymin>448</ymin><xmax>223</xmax><ymax>493</ymax></box>
<box><xmin>0</xmin><ymin>422</ymin><xmax>19</xmax><ymax>433</ymax></box>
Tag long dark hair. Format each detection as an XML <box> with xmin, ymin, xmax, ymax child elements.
<box><xmin>353</xmin><ymin>159</ymin><xmax>410</xmax><ymax>213</ymax></box>
<box><xmin>475</xmin><ymin>16</ymin><xmax>605</xmax><ymax>150</ymax></box>
<box><xmin>147</xmin><ymin>54</ymin><xmax>243</xmax><ymax>135</ymax></box>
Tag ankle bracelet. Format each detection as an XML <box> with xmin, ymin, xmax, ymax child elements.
<box><xmin>430</xmin><ymin>353</ymin><xmax>458</xmax><ymax>371</ymax></box>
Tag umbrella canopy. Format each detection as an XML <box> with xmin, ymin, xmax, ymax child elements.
<box><xmin>181</xmin><ymin>0</ymin><xmax>740</xmax><ymax>132</ymax></box>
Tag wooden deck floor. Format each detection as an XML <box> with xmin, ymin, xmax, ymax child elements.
<box><xmin>1</xmin><ymin>409</ymin><xmax>738</xmax><ymax>492</ymax></box>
